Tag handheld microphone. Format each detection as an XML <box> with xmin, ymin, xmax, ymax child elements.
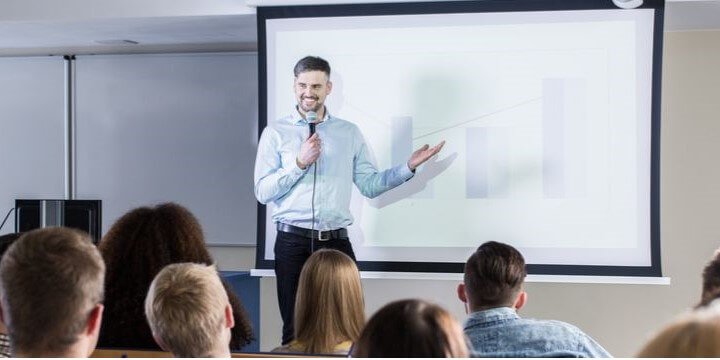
<box><xmin>307</xmin><ymin>111</ymin><xmax>317</xmax><ymax>137</ymax></box>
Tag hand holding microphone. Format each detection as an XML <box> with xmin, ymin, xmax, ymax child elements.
<box><xmin>296</xmin><ymin>111</ymin><xmax>321</xmax><ymax>170</ymax></box>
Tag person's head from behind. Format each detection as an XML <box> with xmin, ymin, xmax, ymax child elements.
<box><xmin>458</xmin><ymin>241</ymin><xmax>527</xmax><ymax>313</ymax></box>
<box><xmin>293</xmin><ymin>56</ymin><xmax>332</xmax><ymax>114</ymax></box>
<box><xmin>100</xmin><ymin>202</ymin><xmax>212</xmax><ymax>296</ymax></box>
<box><xmin>294</xmin><ymin>249</ymin><xmax>364</xmax><ymax>354</ymax></box>
<box><xmin>99</xmin><ymin>202</ymin><xmax>253</xmax><ymax>350</ymax></box>
<box><xmin>0</xmin><ymin>233</ymin><xmax>23</xmax><ymax>336</ymax></box>
<box><xmin>145</xmin><ymin>263</ymin><xmax>234</xmax><ymax>358</ymax></box>
<box><xmin>0</xmin><ymin>227</ymin><xmax>105</xmax><ymax>357</ymax></box>
<box><xmin>352</xmin><ymin>299</ymin><xmax>469</xmax><ymax>357</ymax></box>
<box><xmin>698</xmin><ymin>248</ymin><xmax>720</xmax><ymax>308</ymax></box>
<box><xmin>637</xmin><ymin>302</ymin><xmax>720</xmax><ymax>357</ymax></box>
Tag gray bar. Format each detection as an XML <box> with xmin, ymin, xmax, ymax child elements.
<box><xmin>466</xmin><ymin>127</ymin><xmax>489</xmax><ymax>198</ymax></box>
<box><xmin>542</xmin><ymin>78</ymin><xmax>587</xmax><ymax>198</ymax></box>
<box><xmin>391</xmin><ymin>116</ymin><xmax>413</xmax><ymax>166</ymax></box>
<box><xmin>542</xmin><ymin>79</ymin><xmax>565</xmax><ymax>198</ymax></box>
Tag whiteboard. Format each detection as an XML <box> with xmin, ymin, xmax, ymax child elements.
<box><xmin>0</xmin><ymin>56</ymin><xmax>66</xmax><ymax>235</ymax></box>
<box><xmin>74</xmin><ymin>53</ymin><xmax>258</xmax><ymax>245</ymax></box>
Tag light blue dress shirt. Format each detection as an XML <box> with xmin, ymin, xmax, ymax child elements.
<box><xmin>464</xmin><ymin>307</ymin><xmax>612</xmax><ymax>358</ymax></box>
<box><xmin>254</xmin><ymin>108</ymin><xmax>414</xmax><ymax>231</ymax></box>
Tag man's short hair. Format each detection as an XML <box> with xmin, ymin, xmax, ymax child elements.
<box><xmin>293</xmin><ymin>56</ymin><xmax>331</xmax><ymax>77</ymax></box>
<box><xmin>0</xmin><ymin>227</ymin><xmax>105</xmax><ymax>354</ymax></box>
<box><xmin>464</xmin><ymin>241</ymin><xmax>527</xmax><ymax>308</ymax></box>
<box><xmin>145</xmin><ymin>263</ymin><xmax>229</xmax><ymax>357</ymax></box>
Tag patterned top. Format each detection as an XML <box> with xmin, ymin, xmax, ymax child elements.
<box><xmin>0</xmin><ymin>333</ymin><xmax>10</xmax><ymax>358</ymax></box>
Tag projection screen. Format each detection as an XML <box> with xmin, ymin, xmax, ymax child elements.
<box><xmin>255</xmin><ymin>0</ymin><xmax>663</xmax><ymax>277</ymax></box>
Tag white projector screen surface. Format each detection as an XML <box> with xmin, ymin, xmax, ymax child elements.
<box><xmin>257</xmin><ymin>1</ymin><xmax>662</xmax><ymax>276</ymax></box>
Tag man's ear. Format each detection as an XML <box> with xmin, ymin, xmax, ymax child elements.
<box><xmin>86</xmin><ymin>304</ymin><xmax>104</xmax><ymax>337</ymax></box>
<box><xmin>457</xmin><ymin>283</ymin><xmax>468</xmax><ymax>303</ymax></box>
<box><xmin>326</xmin><ymin>80</ymin><xmax>333</xmax><ymax>95</ymax></box>
<box><xmin>152</xmin><ymin>333</ymin><xmax>170</xmax><ymax>353</ymax></box>
<box><xmin>225</xmin><ymin>303</ymin><xmax>235</xmax><ymax>329</ymax></box>
<box><xmin>513</xmin><ymin>291</ymin><xmax>527</xmax><ymax>311</ymax></box>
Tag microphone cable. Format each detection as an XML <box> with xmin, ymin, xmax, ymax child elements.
<box><xmin>310</xmin><ymin>160</ymin><xmax>318</xmax><ymax>253</ymax></box>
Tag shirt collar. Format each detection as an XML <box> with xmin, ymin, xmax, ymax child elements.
<box><xmin>467</xmin><ymin>306</ymin><xmax>519</xmax><ymax>323</ymax></box>
<box><xmin>291</xmin><ymin>106</ymin><xmax>332</xmax><ymax>125</ymax></box>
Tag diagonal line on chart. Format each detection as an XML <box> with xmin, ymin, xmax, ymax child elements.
<box><xmin>413</xmin><ymin>96</ymin><xmax>542</xmax><ymax>140</ymax></box>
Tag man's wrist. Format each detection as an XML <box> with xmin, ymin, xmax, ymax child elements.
<box><xmin>296</xmin><ymin>157</ymin><xmax>308</xmax><ymax>170</ymax></box>
<box><xmin>407</xmin><ymin>161</ymin><xmax>416</xmax><ymax>173</ymax></box>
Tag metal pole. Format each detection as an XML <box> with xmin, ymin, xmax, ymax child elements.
<box><xmin>64</xmin><ymin>55</ymin><xmax>76</xmax><ymax>200</ymax></box>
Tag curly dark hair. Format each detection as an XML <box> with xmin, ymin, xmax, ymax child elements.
<box><xmin>699</xmin><ymin>250</ymin><xmax>720</xmax><ymax>308</ymax></box>
<box><xmin>97</xmin><ymin>203</ymin><xmax>254</xmax><ymax>350</ymax></box>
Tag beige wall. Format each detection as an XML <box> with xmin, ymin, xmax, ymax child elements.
<box><xmin>210</xmin><ymin>29</ymin><xmax>720</xmax><ymax>357</ymax></box>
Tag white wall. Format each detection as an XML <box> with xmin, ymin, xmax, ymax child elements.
<box><xmin>0</xmin><ymin>0</ymin><xmax>254</xmax><ymax>21</ymax></box>
<box><xmin>209</xmin><ymin>30</ymin><xmax>720</xmax><ymax>356</ymax></box>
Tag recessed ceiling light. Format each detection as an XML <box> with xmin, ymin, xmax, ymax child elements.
<box><xmin>94</xmin><ymin>39</ymin><xmax>140</xmax><ymax>45</ymax></box>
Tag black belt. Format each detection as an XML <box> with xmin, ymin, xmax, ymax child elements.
<box><xmin>277</xmin><ymin>223</ymin><xmax>348</xmax><ymax>241</ymax></box>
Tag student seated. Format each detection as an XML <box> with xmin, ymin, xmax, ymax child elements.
<box><xmin>457</xmin><ymin>241</ymin><xmax>611</xmax><ymax>358</ymax></box>
<box><xmin>697</xmin><ymin>248</ymin><xmax>720</xmax><ymax>307</ymax></box>
<box><xmin>637</xmin><ymin>302</ymin><xmax>720</xmax><ymax>357</ymax></box>
<box><xmin>145</xmin><ymin>263</ymin><xmax>235</xmax><ymax>358</ymax></box>
<box><xmin>352</xmin><ymin>299</ymin><xmax>469</xmax><ymax>357</ymax></box>
<box><xmin>272</xmin><ymin>249</ymin><xmax>364</xmax><ymax>355</ymax></box>
<box><xmin>97</xmin><ymin>202</ymin><xmax>254</xmax><ymax>351</ymax></box>
<box><xmin>0</xmin><ymin>228</ymin><xmax>105</xmax><ymax>357</ymax></box>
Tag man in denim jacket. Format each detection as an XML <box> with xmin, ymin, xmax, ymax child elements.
<box><xmin>457</xmin><ymin>241</ymin><xmax>611</xmax><ymax>357</ymax></box>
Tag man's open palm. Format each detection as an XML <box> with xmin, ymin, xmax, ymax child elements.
<box><xmin>408</xmin><ymin>141</ymin><xmax>445</xmax><ymax>171</ymax></box>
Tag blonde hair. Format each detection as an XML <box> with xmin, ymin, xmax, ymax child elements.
<box><xmin>637</xmin><ymin>303</ymin><xmax>720</xmax><ymax>357</ymax></box>
<box><xmin>145</xmin><ymin>263</ymin><xmax>229</xmax><ymax>357</ymax></box>
<box><xmin>352</xmin><ymin>299</ymin><xmax>469</xmax><ymax>358</ymax></box>
<box><xmin>0</xmin><ymin>227</ymin><xmax>105</xmax><ymax>355</ymax></box>
<box><xmin>293</xmin><ymin>249</ymin><xmax>364</xmax><ymax>354</ymax></box>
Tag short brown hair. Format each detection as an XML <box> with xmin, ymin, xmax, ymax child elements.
<box><xmin>145</xmin><ymin>263</ymin><xmax>229</xmax><ymax>357</ymax></box>
<box><xmin>293</xmin><ymin>249</ymin><xmax>364</xmax><ymax>354</ymax></box>
<box><xmin>0</xmin><ymin>227</ymin><xmax>105</xmax><ymax>354</ymax></box>
<box><xmin>637</xmin><ymin>304</ymin><xmax>720</xmax><ymax>357</ymax></box>
<box><xmin>464</xmin><ymin>241</ymin><xmax>527</xmax><ymax>309</ymax></box>
<box><xmin>293</xmin><ymin>56</ymin><xmax>330</xmax><ymax>77</ymax></box>
<box><xmin>352</xmin><ymin>299</ymin><xmax>469</xmax><ymax>357</ymax></box>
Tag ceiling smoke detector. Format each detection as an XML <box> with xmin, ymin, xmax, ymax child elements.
<box><xmin>612</xmin><ymin>0</ymin><xmax>643</xmax><ymax>9</ymax></box>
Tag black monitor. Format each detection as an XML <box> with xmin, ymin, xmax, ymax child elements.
<box><xmin>15</xmin><ymin>199</ymin><xmax>102</xmax><ymax>243</ymax></box>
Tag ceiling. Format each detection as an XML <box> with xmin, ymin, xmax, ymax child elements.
<box><xmin>0</xmin><ymin>0</ymin><xmax>717</xmax><ymax>57</ymax></box>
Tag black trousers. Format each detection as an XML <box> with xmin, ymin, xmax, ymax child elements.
<box><xmin>274</xmin><ymin>229</ymin><xmax>356</xmax><ymax>345</ymax></box>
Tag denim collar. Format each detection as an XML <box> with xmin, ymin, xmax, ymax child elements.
<box><xmin>465</xmin><ymin>307</ymin><xmax>519</xmax><ymax>328</ymax></box>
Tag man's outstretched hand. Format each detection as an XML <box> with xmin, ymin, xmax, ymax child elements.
<box><xmin>407</xmin><ymin>141</ymin><xmax>445</xmax><ymax>171</ymax></box>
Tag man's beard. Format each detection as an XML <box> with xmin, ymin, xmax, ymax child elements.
<box><xmin>299</xmin><ymin>97</ymin><xmax>321</xmax><ymax>112</ymax></box>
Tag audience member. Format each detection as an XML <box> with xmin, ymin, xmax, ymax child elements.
<box><xmin>352</xmin><ymin>299</ymin><xmax>469</xmax><ymax>357</ymax></box>
<box><xmin>0</xmin><ymin>233</ymin><xmax>22</xmax><ymax>358</ymax></box>
<box><xmin>458</xmin><ymin>241</ymin><xmax>611</xmax><ymax>357</ymax></box>
<box><xmin>697</xmin><ymin>248</ymin><xmax>720</xmax><ymax>308</ymax></box>
<box><xmin>145</xmin><ymin>263</ymin><xmax>234</xmax><ymax>357</ymax></box>
<box><xmin>97</xmin><ymin>202</ymin><xmax>253</xmax><ymax>350</ymax></box>
<box><xmin>0</xmin><ymin>228</ymin><xmax>104</xmax><ymax>357</ymax></box>
<box><xmin>637</xmin><ymin>302</ymin><xmax>720</xmax><ymax>357</ymax></box>
<box><xmin>272</xmin><ymin>249</ymin><xmax>364</xmax><ymax>355</ymax></box>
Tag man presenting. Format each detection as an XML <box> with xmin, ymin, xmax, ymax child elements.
<box><xmin>254</xmin><ymin>56</ymin><xmax>444</xmax><ymax>344</ymax></box>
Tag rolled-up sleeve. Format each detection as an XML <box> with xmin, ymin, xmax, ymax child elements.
<box><xmin>254</xmin><ymin>127</ymin><xmax>306</xmax><ymax>204</ymax></box>
<box><xmin>352</xmin><ymin>130</ymin><xmax>414</xmax><ymax>199</ymax></box>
